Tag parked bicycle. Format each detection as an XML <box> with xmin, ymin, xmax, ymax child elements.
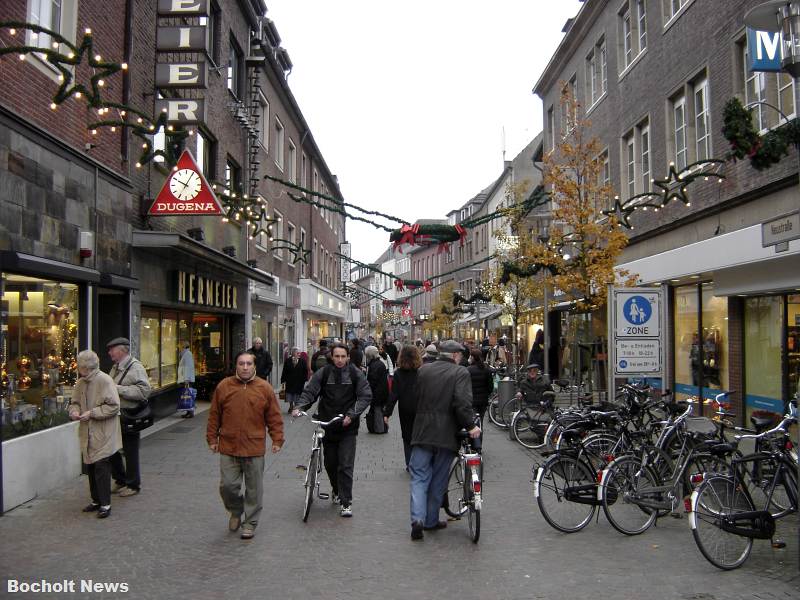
<box><xmin>689</xmin><ymin>400</ymin><xmax>798</xmax><ymax>570</ymax></box>
<box><xmin>443</xmin><ymin>429</ymin><xmax>483</xmax><ymax>543</ymax></box>
<box><xmin>295</xmin><ymin>411</ymin><xmax>343</xmax><ymax>522</ymax></box>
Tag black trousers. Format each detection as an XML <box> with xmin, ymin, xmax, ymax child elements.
<box><xmin>110</xmin><ymin>430</ymin><xmax>141</xmax><ymax>490</ymax></box>
<box><xmin>323</xmin><ymin>434</ymin><xmax>357</xmax><ymax>505</ymax></box>
<box><xmin>398</xmin><ymin>411</ymin><xmax>416</xmax><ymax>467</ymax></box>
<box><xmin>87</xmin><ymin>457</ymin><xmax>112</xmax><ymax>507</ymax></box>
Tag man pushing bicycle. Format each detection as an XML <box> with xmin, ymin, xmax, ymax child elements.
<box><xmin>292</xmin><ymin>343</ymin><xmax>371</xmax><ymax>517</ymax></box>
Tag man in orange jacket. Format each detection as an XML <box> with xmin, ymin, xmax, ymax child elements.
<box><xmin>207</xmin><ymin>350</ymin><xmax>284</xmax><ymax>540</ymax></box>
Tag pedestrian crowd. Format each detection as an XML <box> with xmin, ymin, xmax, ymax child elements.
<box><xmin>72</xmin><ymin>333</ymin><xmax>549</xmax><ymax>541</ymax></box>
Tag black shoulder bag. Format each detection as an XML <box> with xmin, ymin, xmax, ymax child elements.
<box><xmin>118</xmin><ymin>361</ymin><xmax>154</xmax><ymax>433</ymax></box>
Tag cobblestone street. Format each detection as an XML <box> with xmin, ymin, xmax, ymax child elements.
<box><xmin>1</xmin><ymin>407</ymin><xmax>797</xmax><ymax>600</ymax></box>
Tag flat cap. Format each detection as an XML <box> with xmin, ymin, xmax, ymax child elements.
<box><xmin>526</xmin><ymin>363</ymin><xmax>541</xmax><ymax>370</ymax></box>
<box><xmin>106</xmin><ymin>337</ymin><xmax>130</xmax><ymax>348</ymax></box>
<box><xmin>439</xmin><ymin>339</ymin><xmax>465</xmax><ymax>354</ymax></box>
<box><xmin>424</xmin><ymin>344</ymin><xmax>439</xmax><ymax>356</ymax></box>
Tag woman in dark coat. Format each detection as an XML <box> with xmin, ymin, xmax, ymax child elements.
<box><xmin>280</xmin><ymin>347</ymin><xmax>309</xmax><ymax>413</ymax></box>
<box><xmin>528</xmin><ymin>329</ymin><xmax>545</xmax><ymax>370</ymax></box>
<box><xmin>467</xmin><ymin>347</ymin><xmax>494</xmax><ymax>427</ymax></box>
<box><xmin>365</xmin><ymin>345</ymin><xmax>389</xmax><ymax>434</ymax></box>
<box><xmin>383</xmin><ymin>345</ymin><xmax>421</xmax><ymax>468</ymax></box>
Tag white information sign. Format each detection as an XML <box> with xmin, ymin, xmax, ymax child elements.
<box><xmin>610</xmin><ymin>287</ymin><xmax>665</xmax><ymax>378</ymax></box>
<box><xmin>615</xmin><ymin>339</ymin><xmax>661</xmax><ymax>374</ymax></box>
<box><xmin>615</xmin><ymin>290</ymin><xmax>660</xmax><ymax>338</ymax></box>
<box><xmin>339</xmin><ymin>243</ymin><xmax>351</xmax><ymax>283</ymax></box>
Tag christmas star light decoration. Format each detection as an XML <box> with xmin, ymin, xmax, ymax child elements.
<box><xmin>270</xmin><ymin>239</ymin><xmax>311</xmax><ymax>264</ymax></box>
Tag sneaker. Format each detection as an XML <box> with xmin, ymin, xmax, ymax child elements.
<box><xmin>228</xmin><ymin>513</ymin><xmax>241</xmax><ymax>532</ymax></box>
<box><xmin>111</xmin><ymin>482</ymin><xmax>126</xmax><ymax>494</ymax></box>
<box><xmin>240</xmin><ymin>526</ymin><xmax>255</xmax><ymax>539</ymax></box>
<box><xmin>340</xmin><ymin>503</ymin><xmax>353</xmax><ymax>517</ymax></box>
<box><xmin>411</xmin><ymin>521</ymin><xmax>424</xmax><ymax>540</ymax></box>
<box><xmin>331</xmin><ymin>494</ymin><xmax>340</xmax><ymax>505</ymax></box>
<box><xmin>118</xmin><ymin>487</ymin><xmax>140</xmax><ymax>497</ymax></box>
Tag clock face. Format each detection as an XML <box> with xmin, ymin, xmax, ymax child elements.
<box><xmin>169</xmin><ymin>168</ymin><xmax>203</xmax><ymax>201</ymax></box>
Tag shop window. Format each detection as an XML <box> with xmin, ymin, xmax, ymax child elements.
<box><xmin>1</xmin><ymin>275</ymin><xmax>80</xmax><ymax>440</ymax></box>
<box><xmin>672</xmin><ymin>283</ymin><xmax>728</xmax><ymax>407</ymax></box>
<box><xmin>161</xmin><ymin>312</ymin><xmax>178</xmax><ymax>386</ymax></box>
<box><xmin>140</xmin><ymin>308</ymin><xmax>161</xmax><ymax>388</ymax></box>
<box><xmin>745</xmin><ymin>296</ymin><xmax>783</xmax><ymax>422</ymax></box>
<box><xmin>192</xmin><ymin>314</ymin><xmax>225</xmax><ymax>374</ymax></box>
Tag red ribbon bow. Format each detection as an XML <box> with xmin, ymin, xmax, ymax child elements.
<box><xmin>394</xmin><ymin>279</ymin><xmax>404</xmax><ymax>292</ymax></box>
<box><xmin>393</xmin><ymin>224</ymin><xmax>420</xmax><ymax>252</ymax></box>
<box><xmin>423</xmin><ymin>279</ymin><xmax>432</xmax><ymax>292</ymax></box>
<box><xmin>455</xmin><ymin>224</ymin><xmax>467</xmax><ymax>246</ymax></box>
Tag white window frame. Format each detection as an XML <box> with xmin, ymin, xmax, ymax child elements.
<box><xmin>288</xmin><ymin>139</ymin><xmax>297</xmax><ymax>184</ymax></box>
<box><xmin>272</xmin><ymin>210</ymin><xmax>283</xmax><ymax>261</ymax></box>
<box><xmin>301</xmin><ymin>153</ymin><xmax>307</xmax><ymax>189</ymax></box>
<box><xmin>258</xmin><ymin>92</ymin><xmax>269</xmax><ymax>152</ymax></box>
<box><xmin>547</xmin><ymin>106</ymin><xmax>555</xmax><ymax>150</ymax></box>
<box><xmin>622</xmin><ymin>5</ymin><xmax>633</xmax><ymax>67</ymax></box>
<box><xmin>624</xmin><ymin>133</ymin><xmax>636</xmax><ymax>199</ymax></box>
<box><xmin>637</xmin><ymin>0</ymin><xmax>647</xmax><ymax>52</ymax></box>
<box><xmin>312</xmin><ymin>238</ymin><xmax>318</xmax><ymax>278</ymax></box>
<box><xmin>286</xmin><ymin>221</ymin><xmax>296</xmax><ymax>267</ymax></box>
<box><xmin>640</xmin><ymin>123</ymin><xmax>651</xmax><ymax>191</ymax></box>
<box><xmin>693</xmin><ymin>78</ymin><xmax>711</xmax><ymax>162</ymax></box>
<box><xmin>26</xmin><ymin>0</ymin><xmax>77</xmax><ymax>79</ymax></box>
<box><xmin>274</xmin><ymin>116</ymin><xmax>285</xmax><ymax>171</ymax></box>
<box><xmin>742</xmin><ymin>42</ymin><xmax>796</xmax><ymax>133</ymax></box>
<box><xmin>300</xmin><ymin>228</ymin><xmax>307</xmax><ymax>277</ymax></box>
<box><xmin>672</xmin><ymin>94</ymin><xmax>687</xmax><ymax>171</ymax></box>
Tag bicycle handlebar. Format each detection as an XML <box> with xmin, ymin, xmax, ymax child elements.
<box><xmin>735</xmin><ymin>413</ymin><xmax>797</xmax><ymax>442</ymax></box>
<box><xmin>294</xmin><ymin>411</ymin><xmax>345</xmax><ymax>427</ymax></box>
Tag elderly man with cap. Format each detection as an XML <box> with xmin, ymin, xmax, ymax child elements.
<box><xmin>516</xmin><ymin>362</ymin><xmax>550</xmax><ymax>407</ymax></box>
<box><xmin>107</xmin><ymin>337</ymin><xmax>152</xmax><ymax>497</ymax></box>
<box><xmin>421</xmin><ymin>343</ymin><xmax>438</xmax><ymax>364</ymax></box>
<box><xmin>409</xmin><ymin>339</ymin><xmax>480</xmax><ymax>540</ymax></box>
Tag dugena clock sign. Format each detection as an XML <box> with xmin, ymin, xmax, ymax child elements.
<box><xmin>148</xmin><ymin>150</ymin><xmax>222</xmax><ymax>215</ymax></box>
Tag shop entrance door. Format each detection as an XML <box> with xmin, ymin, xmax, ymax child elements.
<box><xmin>97</xmin><ymin>288</ymin><xmax>128</xmax><ymax>373</ymax></box>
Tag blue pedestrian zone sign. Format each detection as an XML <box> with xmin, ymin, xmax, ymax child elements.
<box><xmin>747</xmin><ymin>27</ymin><xmax>782</xmax><ymax>73</ymax></box>
<box><xmin>615</xmin><ymin>291</ymin><xmax>660</xmax><ymax>338</ymax></box>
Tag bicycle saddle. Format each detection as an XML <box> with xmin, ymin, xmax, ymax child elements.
<box><xmin>750</xmin><ymin>414</ymin><xmax>774</xmax><ymax>432</ymax></box>
<box><xmin>664</xmin><ymin>402</ymin><xmax>688</xmax><ymax>416</ymax></box>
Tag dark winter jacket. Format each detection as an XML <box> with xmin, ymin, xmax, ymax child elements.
<box><xmin>383</xmin><ymin>367</ymin><xmax>419</xmax><ymax>417</ymax></box>
<box><xmin>296</xmin><ymin>363</ymin><xmax>372</xmax><ymax>438</ymax></box>
<box><xmin>349</xmin><ymin>345</ymin><xmax>364</xmax><ymax>369</ymax></box>
<box><xmin>280</xmin><ymin>355</ymin><xmax>310</xmax><ymax>394</ymax></box>
<box><xmin>247</xmin><ymin>346</ymin><xmax>273</xmax><ymax>379</ymax></box>
<box><xmin>384</xmin><ymin>343</ymin><xmax>399</xmax><ymax>366</ymax></box>
<box><xmin>467</xmin><ymin>364</ymin><xmax>494</xmax><ymax>408</ymax></box>
<box><xmin>411</xmin><ymin>357</ymin><xmax>475</xmax><ymax>452</ymax></box>
<box><xmin>518</xmin><ymin>373</ymin><xmax>550</xmax><ymax>406</ymax></box>
<box><xmin>366</xmin><ymin>357</ymin><xmax>389</xmax><ymax>409</ymax></box>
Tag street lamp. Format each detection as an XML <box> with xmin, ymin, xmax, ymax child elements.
<box><xmin>538</xmin><ymin>226</ymin><xmax>551</xmax><ymax>377</ymax></box>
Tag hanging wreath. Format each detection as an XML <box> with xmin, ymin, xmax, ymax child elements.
<box><xmin>382</xmin><ymin>299</ymin><xmax>408</xmax><ymax>307</ymax></box>
<box><xmin>394</xmin><ymin>278</ymin><xmax>432</xmax><ymax>292</ymax></box>
<box><xmin>390</xmin><ymin>223</ymin><xmax>466</xmax><ymax>252</ymax></box>
<box><xmin>499</xmin><ymin>261</ymin><xmax>558</xmax><ymax>285</ymax></box>
<box><xmin>722</xmin><ymin>97</ymin><xmax>800</xmax><ymax>171</ymax></box>
<box><xmin>452</xmin><ymin>291</ymin><xmax>491</xmax><ymax>306</ymax></box>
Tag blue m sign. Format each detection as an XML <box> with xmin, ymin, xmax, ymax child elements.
<box><xmin>747</xmin><ymin>27</ymin><xmax>782</xmax><ymax>72</ymax></box>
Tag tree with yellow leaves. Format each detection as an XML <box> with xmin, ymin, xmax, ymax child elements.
<box><xmin>426</xmin><ymin>280</ymin><xmax>457</xmax><ymax>339</ymax></box>
<box><xmin>537</xmin><ymin>86</ymin><xmax>636</xmax><ymax>310</ymax></box>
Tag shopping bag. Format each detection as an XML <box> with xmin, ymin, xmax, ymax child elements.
<box><xmin>367</xmin><ymin>405</ymin><xmax>385</xmax><ymax>434</ymax></box>
<box><xmin>177</xmin><ymin>386</ymin><xmax>197</xmax><ymax>411</ymax></box>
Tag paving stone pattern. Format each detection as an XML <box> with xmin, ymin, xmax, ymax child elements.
<box><xmin>1</xmin><ymin>406</ymin><xmax>798</xmax><ymax>600</ymax></box>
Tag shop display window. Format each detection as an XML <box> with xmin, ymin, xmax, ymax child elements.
<box><xmin>674</xmin><ymin>285</ymin><xmax>699</xmax><ymax>401</ymax></box>
<box><xmin>700</xmin><ymin>283</ymin><xmax>728</xmax><ymax>394</ymax></box>
<box><xmin>193</xmin><ymin>314</ymin><xmax>225</xmax><ymax>374</ymax></box>
<box><xmin>160</xmin><ymin>313</ymin><xmax>178</xmax><ymax>386</ymax></box>
<box><xmin>1</xmin><ymin>275</ymin><xmax>80</xmax><ymax>440</ymax></box>
<box><xmin>140</xmin><ymin>309</ymin><xmax>161</xmax><ymax>388</ymax></box>
<box><xmin>744</xmin><ymin>296</ymin><xmax>783</xmax><ymax>421</ymax></box>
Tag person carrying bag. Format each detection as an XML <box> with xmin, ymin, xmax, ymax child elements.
<box><xmin>177</xmin><ymin>343</ymin><xmax>196</xmax><ymax>418</ymax></box>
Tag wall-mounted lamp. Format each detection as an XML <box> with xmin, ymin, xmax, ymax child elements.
<box><xmin>187</xmin><ymin>227</ymin><xmax>205</xmax><ymax>241</ymax></box>
<box><xmin>222</xmin><ymin>246</ymin><xmax>236</xmax><ymax>257</ymax></box>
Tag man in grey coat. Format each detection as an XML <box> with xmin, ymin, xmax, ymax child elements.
<box><xmin>409</xmin><ymin>340</ymin><xmax>480</xmax><ymax>540</ymax></box>
<box><xmin>107</xmin><ymin>337</ymin><xmax>152</xmax><ymax>497</ymax></box>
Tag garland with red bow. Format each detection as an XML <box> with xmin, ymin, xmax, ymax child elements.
<box><xmin>390</xmin><ymin>223</ymin><xmax>466</xmax><ymax>252</ymax></box>
<box><xmin>382</xmin><ymin>299</ymin><xmax>409</xmax><ymax>307</ymax></box>
<box><xmin>394</xmin><ymin>278</ymin><xmax>433</xmax><ymax>292</ymax></box>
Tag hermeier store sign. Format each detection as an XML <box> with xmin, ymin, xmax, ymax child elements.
<box><xmin>176</xmin><ymin>271</ymin><xmax>239</xmax><ymax>309</ymax></box>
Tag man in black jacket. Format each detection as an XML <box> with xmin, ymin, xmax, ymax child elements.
<box><xmin>409</xmin><ymin>340</ymin><xmax>480</xmax><ymax>540</ymax></box>
<box><xmin>247</xmin><ymin>338</ymin><xmax>273</xmax><ymax>381</ymax></box>
<box><xmin>292</xmin><ymin>343</ymin><xmax>371</xmax><ymax>517</ymax></box>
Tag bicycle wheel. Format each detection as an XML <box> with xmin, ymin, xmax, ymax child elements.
<box><xmin>487</xmin><ymin>394</ymin><xmax>506</xmax><ymax>429</ymax></box>
<box><xmin>690</xmin><ymin>476</ymin><xmax>754</xmax><ymax>570</ymax></box>
<box><xmin>581</xmin><ymin>433</ymin><xmax>619</xmax><ymax>457</ymax></box>
<box><xmin>500</xmin><ymin>396</ymin><xmax>520</xmax><ymax>428</ymax></box>
<box><xmin>740</xmin><ymin>457</ymin><xmax>795</xmax><ymax>519</ymax></box>
<box><xmin>682</xmin><ymin>452</ymin><xmax>731</xmax><ymax>498</ymax></box>
<box><xmin>464</xmin><ymin>463</ymin><xmax>480</xmax><ymax>543</ymax></box>
<box><xmin>443</xmin><ymin>458</ymin><xmax>467</xmax><ymax>518</ymax></box>
<box><xmin>512</xmin><ymin>406</ymin><xmax>552</xmax><ymax>450</ymax></box>
<box><xmin>534</xmin><ymin>454</ymin><xmax>596</xmax><ymax>533</ymax></box>
<box><xmin>302</xmin><ymin>449</ymin><xmax>319</xmax><ymax>522</ymax></box>
<box><xmin>601</xmin><ymin>455</ymin><xmax>659</xmax><ymax>535</ymax></box>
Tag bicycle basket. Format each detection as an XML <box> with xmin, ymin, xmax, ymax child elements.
<box><xmin>685</xmin><ymin>417</ymin><xmax>716</xmax><ymax>437</ymax></box>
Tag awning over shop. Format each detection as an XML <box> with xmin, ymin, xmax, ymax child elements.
<box><xmin>0</xmin><ymin>251</ymin><xmax>101</xmax><ymax>283</ymax></box>
<box><xmin>132</xmin><ymin>231</ymin><xmax>275</xmax><ymax>287</ymax></box>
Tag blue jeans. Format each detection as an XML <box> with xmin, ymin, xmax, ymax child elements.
<box><xmin>409</xmin><ymin>444</ymin><xmax>455</xmax><ymax>528</ymax></box>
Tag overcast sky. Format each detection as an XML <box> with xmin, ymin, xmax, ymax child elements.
<box><xmin>266</xmin><ymin>1</ymin><xmax>584</xmax><ymax>264</ymax></box>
